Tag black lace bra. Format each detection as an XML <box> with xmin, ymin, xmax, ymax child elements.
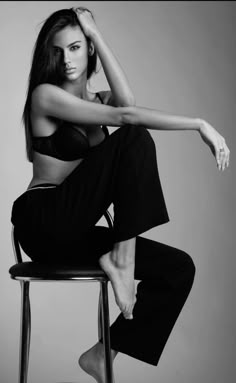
<box><xmin>32</xmin><ymin>92</ymin><xmax>109</xmax><ymax>161</ymax></box>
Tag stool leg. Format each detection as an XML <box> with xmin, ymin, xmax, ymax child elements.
<box><xmin>19</xmin><ymin>281</ymin><xmax>31</xmax><ymax>383</ymax></box>
<box><xmin>97</xmin><ymin>288</ymin><xmax>102</xmax><ymax>341</ymax></box>
<box><xmin>100</xmin><ymin>281</ymin><xmax>113</xmax><ymax>383</ymax></box>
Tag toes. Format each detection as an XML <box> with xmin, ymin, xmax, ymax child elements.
<box><xmin>122</xmin><ymin>304</ymin><xmax>135</xmax><ymax>320</ymax></box>
<box><xmin>117</xmin><ymin>298</ymin><xmax>137</xmax><ymax>320</ymax></box>
<box><xmin>123</xmin><ymin>312</ymin><xmax>133</xmax><ymax>320</ymax></box>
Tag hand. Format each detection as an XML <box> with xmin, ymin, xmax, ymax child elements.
<box><xmin>72</xmin><ymin>7</ymin><xmax>99</xmax><ymax>39</ymax></box>
<box><xmin>198</xmin><ymin>119</ymin><xmax>230</xmax><ymax>171</ymax></box>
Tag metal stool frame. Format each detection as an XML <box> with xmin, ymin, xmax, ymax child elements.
<box><xmin>9</xmin><ymin>210</ymin><xmax>114</xmax><ymax>383</ymax></box>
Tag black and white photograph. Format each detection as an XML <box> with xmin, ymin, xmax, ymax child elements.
<box><xmin>0</xmin><ymin>1</ymin><xmax>234</xmax><ymax>383</ymax></box>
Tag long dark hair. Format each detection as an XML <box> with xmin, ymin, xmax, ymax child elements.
<box><xmin>22</xmin><ymin>7</ymin><xmax>98</xmax><ymax>162</ymax></box>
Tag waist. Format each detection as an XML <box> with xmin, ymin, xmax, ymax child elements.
<box><xmin>27</xmin><ymin>183</ymin><xmax>58</xmax><ymax>191</ymax></box>
<box><xmin>30</xmin><ymin>152</ymin><xmax>84</xmax><ymax>186</ymax></box>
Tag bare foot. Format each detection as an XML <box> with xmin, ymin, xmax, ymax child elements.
<box><xmin>79</xmin><ymin>342</ymin><xmax>117</xmax><ymax>383</ymax></box>
<box><xmin>99</xmin><ymin>249</ymin><xmax>136</xmax><ymax>319</ymax></box>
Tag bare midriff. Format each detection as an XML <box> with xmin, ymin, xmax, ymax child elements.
<box><xmin>27</xmin><ymin>125</ymin><xmax>106</xmax><ymax>190</ymax></box>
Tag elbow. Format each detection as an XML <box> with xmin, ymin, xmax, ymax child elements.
<box><xmin>119</xmin><ymin>96</ymin><xmax>136</xmax><ymax>107</ymax></box>
<box><xmin>129</xmin><ymin>95</ymin><xmax>136</xmax><ymax>106</ymax></box>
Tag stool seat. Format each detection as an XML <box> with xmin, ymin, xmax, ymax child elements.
<box><xmin>9</xmin><ymin>261</ymin><xmax>108</xmax><ymax>280</ymax></box>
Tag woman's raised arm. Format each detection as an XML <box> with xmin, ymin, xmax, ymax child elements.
<box><xmin>73</xmin><ymin>7</ymin><xmax>135</xmax><ymax>107</ymax></box>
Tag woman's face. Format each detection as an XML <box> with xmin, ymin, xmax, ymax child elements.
<box><xmin>52</xmin><ymin>25</ymin><xmax>89</xmax><ymax>82</ymax></box>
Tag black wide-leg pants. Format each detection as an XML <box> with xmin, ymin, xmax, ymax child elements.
<box><xmin>108</xmin><ymin>235</ymin><xmax>195</xmax><ymax>365</ymax></box>
<box><xmin>11</xmin><ymin>125</ymin><xmax>195</xmax><ymax>366</ymax></box>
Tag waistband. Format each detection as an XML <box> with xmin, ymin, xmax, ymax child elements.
<box><xmin>27</xmin><ymin>183</ymin><xmax>58</xmax><ymax>191</ymax></box>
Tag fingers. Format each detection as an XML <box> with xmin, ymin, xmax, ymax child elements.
<box><xmin>73</xmin><ymin>6</ymin><xmax>85</xmax><ymax>12</ymax></box>
<box><xmin>200</xmin><ymin>121</ymin><xmax>230</xmax><ymax>172</ymax></box>
<box><xmin>216</xmin><ymin>140</ymin><xmax>230</xmax><ymax>171</ymax></box>
<box><xmin>223</xmin><ymin>142</ymin><xmax>230</xmax><ymax>170</ymax></box>
<box><xmin>72</xmin><ymin>7</ymin><xmax>92</xmax><ymax>16</ymax></box>
<box><xmin>72</xmin><ymin>7</ymin><xmax>80</xmax><ymax>14</ymax></box>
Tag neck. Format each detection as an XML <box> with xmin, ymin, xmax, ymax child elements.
<box><xmin>62</xmin><ymin>74</ymin><xmax>90</xmax><ymax>99</ymax></box>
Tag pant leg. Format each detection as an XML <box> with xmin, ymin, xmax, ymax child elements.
<box><xmin>51</xmin><ymin>125</ymin><xmax>169</xmax><ymax>242</ymax></box>
<box><xmin>11</xmin><ymin>126</ymin><xmax>170</xmax><ymax>260</ymax></box>
<box><xmin>100</xmin><ymin>236</ymin><xmax>196</xmax><ymax>366</ymax></box>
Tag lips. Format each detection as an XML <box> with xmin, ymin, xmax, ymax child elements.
<box><xmin>64</xmin><ymin>67</ymin><xmax>76</xmax><ymax>73</ymax></box>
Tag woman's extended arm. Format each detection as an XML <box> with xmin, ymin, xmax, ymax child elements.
<box><xmin>123</xmin><ymin>106</ymin><xmax>200</xmax><ymax>131</ymax></box>
<box><xmin>74</xmin><ymin>7</ymin><xmax>135</xmax><ymax>107</ymax></box>
<box><xmin>32</xmin><ymin>83</ymin><xmax>230</xmax><ymax>171</ymax></box>
<box><xmin>123</xmin><ymin>106</ymin><xmax>230</xmax><ymax>170</ymax></box>
<box><xmin>32</xmin><ymin>84</ymin><xmax>199</xmax><ymax>131</ymax></box>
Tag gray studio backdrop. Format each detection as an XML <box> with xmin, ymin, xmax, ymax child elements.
<box><xmin>0</xmin><ymin>1</ymin><xmax>234</xmax><ymax>383</ymax></box>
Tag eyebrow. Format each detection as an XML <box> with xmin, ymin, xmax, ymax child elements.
<box><xmin>53</xmin><ymin>40</ymin><xmax>82</xmax><ymax>48</ymax></box>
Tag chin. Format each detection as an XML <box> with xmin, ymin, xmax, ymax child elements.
<box><xmin>65</xmin><ymin>72</ymin><xmax>78</xmax><ymax>78</ymax></box>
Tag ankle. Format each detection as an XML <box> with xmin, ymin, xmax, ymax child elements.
<box><xmin>112</xmin><ymin>256</ymin><xmax>135</xmax><ymax>269</ymax></box>
<box><xmin>111</xmin><ymin>240</ymin><xmax>136</xmax><ymax>268</ymax></box>
<box><xmin>93</xmin><ymin>342</ymin><xmax>105</xmax><ymax>360</ymax></box>
<box><xmin>114</xmin><ymin>238</ymin><xmax>136</xmax><ymax>253</ymax></box>
<box><xmin>95</xmin><ymin>342</ymin><xmax>118</xmax><ymax>361</ymax></box>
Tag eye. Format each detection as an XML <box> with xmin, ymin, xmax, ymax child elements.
<box><xmin>53</xmin><ymin>47</ymin><xmax>61</xmax><ymax>55</ymax></box>
<box><xmin>70</xmin><ymin>45</ymin><xmax>80</xmax><ymax>51</ymax></box>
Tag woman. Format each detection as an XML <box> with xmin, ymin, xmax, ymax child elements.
<box><xmin>11</xmin><ymin>6</ymin><xmax>230</xmax><ymax>383</ymax></box>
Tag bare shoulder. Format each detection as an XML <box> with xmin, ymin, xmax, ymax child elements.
<box><xmin>32</xmin><ymin>85</ymin><xmax>113</xmax><ymax>112</ymax></box>
<box><xmin>32</xmin><ymin>83</ymin><xmax>58</xmax><ymax>99</ymax></box>
<box><xmin>30</xmin><ymin>85</ymin><xmax>122</xmax><ymax>127</ymax></box>
<box><xmin>31</xmin><ymin>83</ymin><xmax>62</xmax><ymax>113</ymax></box>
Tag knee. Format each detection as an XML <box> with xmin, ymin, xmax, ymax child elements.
<box><xmin>180</xmin><ymin>251</ymin><xmax>196</xmax><ymax>285</ymax></box>
<box><xmin>120</xmin><ymin>125</ymin><xmax>155</xmax><ymax>150</ymax></box>
<box><xmin>123</xmin><ymin>124</ymin><xmax>151</xmax><ymax>138</ymax></box>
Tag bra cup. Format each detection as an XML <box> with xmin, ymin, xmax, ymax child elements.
<box><xmin>32</xmin><ymin>92</ymin><xmax>108</xmax><ymax>161</ymax></box>
<box><xmin>54</xmin><ymin>124</ymin><xmax>90</xmax><ymax>159</ymax></box>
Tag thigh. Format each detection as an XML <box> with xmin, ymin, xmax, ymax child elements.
<box><xmin>18</xmin><ymin>225</ymin><xmax>115</xmax><ymax>263</ymax></box>
<box><xmin>51</xmin><ymin>124</ymin><xmax>157</xmax><ymax>227</ymax></box>
<box><xmin>12</xmin><ymin>128</ymin><xmax>124</xmax><ymax>241</ymax></box>
<box><xmin>36</xmin><ymin>127</ymin><xmax>128</xmax><ymax>236</ymax></box>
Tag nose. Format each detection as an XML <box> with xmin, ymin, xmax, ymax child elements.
<box><xmin>63</xmin><ymin>50</ymin><xmax>72</xmax><ymax>68</ymax></box>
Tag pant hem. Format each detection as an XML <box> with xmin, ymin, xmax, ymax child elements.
<box><xmin>114</xmin><ymin>214</ymin><xmax>170</xmax><ymax>242</ymax></box>
<box><xmin>99</xmin><ymin>337</ymin><xmax>159</xmax><ymax>366</ymax></box>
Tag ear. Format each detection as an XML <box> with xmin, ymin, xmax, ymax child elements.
<box><xmin>88</xmin><ymin>42</ymin><xmax>95</xmax><ymax>56</ymax></box>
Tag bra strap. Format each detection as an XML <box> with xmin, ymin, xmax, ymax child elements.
<box><xmin>96</xmin><ymin>92</ymin><xmax>104</xmax><ymax>104</ymax></box>
<box><xmin>96</xmin><ymin>92</ymin><xmax>109</xmax><ymax>138</ymax></box>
